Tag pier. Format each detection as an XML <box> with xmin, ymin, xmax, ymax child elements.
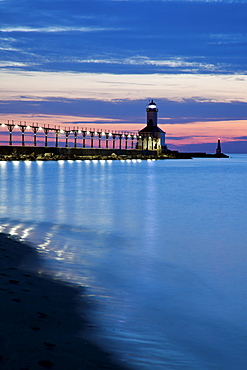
<box><xmin>0</xmin><ymin>120</ymin><xmax>141</xmax><ymax>150</ymax></box>
<box><xmin>0</xmin><ymin>120</ymin><xmax>162</xmax><ymax>160</ymax></box>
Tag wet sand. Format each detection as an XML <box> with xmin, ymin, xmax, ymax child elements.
<box><xmin>0</xmin><ymin>232</ymin><xmax>127</xmax><ymax>369</ymax></box>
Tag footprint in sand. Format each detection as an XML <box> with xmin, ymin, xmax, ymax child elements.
<box><xmin>43</xmin><ymin>342</ymin><xmax>56</xmax><ymax>350</ymax></box>
<box><xmin>37</xmin><ymin>360</ymin><xmax>54</xmax><ymax>369</ymax></box>
<box><xmin>30</xmin><ymin>325</ymin><xmax>41</xmax><ymax>331</ymax></box>
<box><xmin>37</xmin><ymin>312</ymin><xmax>48</xmax><ymax>319</ymax></box>
<box><xmin>12</xmin><ymin>298</ymin><xmax>21</xmax><ymax>302</ymax></box>
<box><xmin>9</xmin><ymin>279</ymin><xmax>20</xmax><ymax>284</ymax></box>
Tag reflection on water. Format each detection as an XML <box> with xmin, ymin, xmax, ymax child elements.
<box><xmin>1</xmin><ymin>157</ymin><xmax>247</xmax><ymax>369</ymax></box>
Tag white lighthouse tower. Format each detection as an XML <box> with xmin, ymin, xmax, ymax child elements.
<box><xmin>147</xmin><ymin>99</ymin><xmax>158</xmax><ymax>127</ymax></box>
<box><xmin>137</xmin><ymin>100</ymin><xmax>166</xmax><ymax>153</ymax></box>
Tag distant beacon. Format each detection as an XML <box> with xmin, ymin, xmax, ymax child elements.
<box><xmin>216</xmin><ymin>138</ymin><xmax>221</xmax><ymax>154</ymax></box>
<box><xmin>137</xmin><ymin>100</ymin><xmax>166</xmax><ymax>153</ymax></box>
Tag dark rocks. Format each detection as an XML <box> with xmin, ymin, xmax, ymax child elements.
<box><xmin>0</xmin><ymin>151</ymin><xmax>162</xmax><ymax>161</ymax></box>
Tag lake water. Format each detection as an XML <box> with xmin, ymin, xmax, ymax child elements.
<box><xmin>0</xmin><ymin>155</ymin><xmax>247</xmax><ymax>369</ymax></box>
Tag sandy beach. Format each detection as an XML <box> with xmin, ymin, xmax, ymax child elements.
<box><xmin>0</xmin><ymin>232</ymin><xmax>126</xmax><ymax>370</ymax></box>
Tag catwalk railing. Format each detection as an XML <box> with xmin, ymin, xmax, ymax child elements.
<box><xmin>0</xmin><ymin>120</ymin><xmax>141</xmax><ymax>150</ymax></box>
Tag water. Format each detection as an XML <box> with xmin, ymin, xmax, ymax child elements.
<box><xmin>1</xmin><ymin>155</ymin><xmax>247</xmax><ymax>369</ymax></box>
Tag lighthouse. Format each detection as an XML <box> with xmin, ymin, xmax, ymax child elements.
<box><xmin>216</xmin><ymin>138</ymin><xmax>221</xmax><ymax>154</ymax></box>
<box><xmin>137</xmin><ymin>100</ymin><xmax>166</xmax><ymax>153</ymax></box>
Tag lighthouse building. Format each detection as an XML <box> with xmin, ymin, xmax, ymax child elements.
<box><xmin>137</xmin><ymin>100</ymin><xmax>166</xmax><ymax>153</ymax></box>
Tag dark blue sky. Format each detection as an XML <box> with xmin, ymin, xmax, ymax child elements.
<box><xmin>0</xmin><ymin>0</ymin><xmax>247</xmax><ymax>152</ymax></box>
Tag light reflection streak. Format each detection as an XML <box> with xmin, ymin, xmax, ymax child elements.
<box><xmin>0</xmin><ymin>162</ymin><xmax>7</xmax><ymax>207</ymax></box>
<box><xmin>11</xmin><ymin>162</ymin><xmax>21</xmax><ymax>215</ymax></box>
<box><xmin>23</xmin><ymin>162</ymin><xmax>33</xmax><ymax>216</ymax></box>
<box><xmin>9</xmin><ymin>224</ymin><xmax>23</xmax><ymax>236</ymax></box>
<box><xmin>20</xmin><ymin>227</ymin><xmax>34</xmax><ymax>240</ymax></box>
<box><xmin>38</xmin><ymin>231</ymin><xmax>53</xmax><ymax>250</ymax></box>
<box><xmin>0</xmin><ymin>223</ymin><xmax>9</xmax><ymax>232</ymax></box>
<box><xmin>56</xmin><ymin>161</ymin><xmax>66</xmax><ymax>224</ymax></box>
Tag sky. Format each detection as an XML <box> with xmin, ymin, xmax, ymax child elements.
<box><xmin>0</xmin><ymin>0</ymin><xmax>246</xmax><ymax>152</ymax></box>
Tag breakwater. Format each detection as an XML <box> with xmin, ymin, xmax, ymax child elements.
<box><xmin>0</xmin><ymin>146</ymin><xmax>229</xmax><ymax>161</ymax></box>
<box><xmin>0</xmin><ymin>146</ymin><xmax>161</xmax><ymax>160</ymax></box>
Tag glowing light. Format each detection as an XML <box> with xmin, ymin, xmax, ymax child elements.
<box><xmin>9</xmin><ymin>224</ymin><xmax>22</xmax><ymax>236</ymax></box>
<box><xmin>27</xmin><ymin>125</ymin><xmax>31</xmax><ymax>129</ymax></box>
<box><xmin>108</xmin><ymin>133</ymin><xmax>112</xmax><ymax>137</ymax></box>
<box><xmin>1</xmin><ymin>123</ymin><xmax>6</xmax><ymax>127</ymax></box>
<box><xmin>86</xmin><ymin>131</ymin><xmax>90</xmax><ymax>134</ymax></box>
<box><xmin>14</xmin><ymin>125</ymin><xmax>19</xmax><ymax>128</ymax></box>
<box><xmin>101</xmin><ymin>131</ymin><xmax>105</xmax><ymax>135</ymax></box>
<box><xmin>38</xmin><ymin>127</ymin><xmax>42</xmax><ymax>131</ymax></box>
<box><xmin>78</xmin><ymin>130</ymin><xmax>82</xmax><ymax>134</ymax></box>
<box><xmin>60</xmin><ymin>129</ymin><xmax>64</xmax><ymax>133</ymax></box>
<box><xmin>21</xmin><ymin>227</ymin><xmax>33</xmax><ymax>240</ymax></box>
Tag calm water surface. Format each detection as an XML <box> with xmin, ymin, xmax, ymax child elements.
<box><xmin>1</xmin><ymin>155</ymin><xmax>247</xmax><ymax>369</ymax></box>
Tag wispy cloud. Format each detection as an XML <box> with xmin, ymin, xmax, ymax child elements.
<box><xmin>209</xmin><ymin>33</ymin><xmax>247</xmax><ymax>45</ymax></box>
<box><xmin>70</xmin><ymin>55</ymin><xmax>221</xmax><ymax>73</ymax></box>
<box><xmin>0</xmin><ymin>70</ymin><xmax>246</xmax><ymax>103</ymax></box>
<box><xmin>0</xmin><ymin>61</ymin><xmax>35</xmax><ymax>67</ymax></box>
<box><xmin>0</xmin><ymin>26</ymin><xmax>118</xmax><ymax>33</ymax></box>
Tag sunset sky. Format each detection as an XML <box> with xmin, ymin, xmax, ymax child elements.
<box><xmin>0</xmin><ymin>0</ymin><xmax>246</xmax><ymax>152</ymax></box>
